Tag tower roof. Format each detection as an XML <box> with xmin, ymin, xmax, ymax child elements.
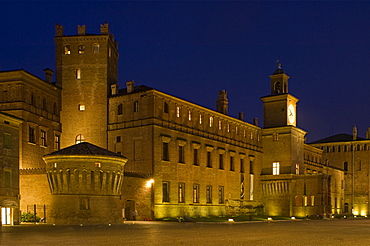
<box><xmin>44</xmin><ymin>142</ymin><xmax>125</xmax><ymax>158</ymax></box>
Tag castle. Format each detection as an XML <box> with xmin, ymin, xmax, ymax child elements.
<box><xmin>0</xmin><ymin>23</ymin><xmax>369</xmax><ymax>225</ymax></box>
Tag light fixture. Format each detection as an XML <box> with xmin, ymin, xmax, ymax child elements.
<box><xmin>145</xmin><ymin>179</ymin><xmax>154</xmax><ymax>188</ymax></box>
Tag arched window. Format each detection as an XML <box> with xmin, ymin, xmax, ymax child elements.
<box><xmin>78</xmin><ymin>45</ymin><xmax>85</xmax><ymax>54</ymax></box>
<box><xmin>357</xmin><ymin>144</ymin><xmax>361</xmax><ymax>151</ymax></box>
<box><xmin>364</xmin><ymin>144</ymin><xmax>367</xmax><ymax>150</ymax></box>
<box><xmin>164</xmin><ymin>102</ymin><xmax>169</xmax><ymax>113</ymax></box>
<box><xmin>64</xmin><ymin>45</ymin><xmax>71</xmax><ymax>55</ymax></box>
<box><xmin>93</xmin><ymin>44</ymin><xmax>100</xmax><ymax>53</ymax></box>
<box><xmin>274</xmin><ymin>81</ymin><xmax>281</xmax><ymax>94</ymax></box>
<box><xmin>75</xmin><ymin>134</ymin><xmax>85</xmax><ymax>144</ymax></box>
<box><xmin>76</xmin><ymin>69</ymin><xmax>81</xmax><ymax>79</ymax></box>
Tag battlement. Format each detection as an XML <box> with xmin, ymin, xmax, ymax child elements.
<box><xmin>55</xmin><ymin>22</ymin><xmax>111</xmax><ymax>37</ymax></box>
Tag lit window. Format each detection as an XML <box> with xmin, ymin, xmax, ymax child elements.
<box><xmin>193</xmin><ymin>184</ymin><xmax>199</xmax><ymax>203</ymax></box>
<box><xmin>178</xmin><ymin>183</ymin><xmax>185</xmax><ymax>203</ymax></box>
<box><xmin>243</xmin><ymin>130</ymin><xmax>246</xmax><ymax>137</ymax></box>
<box><xmin>54</xmin><ymin>135</ymin><xmax>60</xmax><ymax>150</ymax></box>
<box><xmin>64</xmin><ymin>45</ymin><xmax>71</xmax><ymax>55</ymax></box>
<box><xmin>79</xmin><ymin>197</ymin><xmax>90</xmax><ymax>210</ymax></box>
<box><xmin>209</xmin><ymin>116</ymin><xmax>213</xmax><ymax>127</ymax></box>
<box><xmin>93</xmin><ymin>44</ymin><xmax>100</xmax><ymax>53</ymax></box>
<box><xmin>218</xmin><ymin>121</ymin><xmax>222</xmax><ymax>130</ymax></box>
<box><xmin>53</xmin><ymin>163</ymin><xmax>57</xmax><ymax>168</ymax></box>
<box><xmin>75</xmin><ymin>134</ymin><xmax>85</xmax><ymax>144</ymax></box>
<box><xmin>162</xmin><ymin>182</ymin><xmax>170</xmax><ymax>202</ymax></box>
<box><xmin>176</xmin><ymin>106</ymin><xmax>180</xmax><ymax>117</ymax></box>
<box><xmin>273</xmin><ymin>133</ymin><xmax>279</xmax><ymax>141</ymax></box>
<box><xmin>311</xmin><ymin>196</ymin><xmax>315</xmax><ymax>206</ymax></box>
<box><xmin>273</xmin><ymin>162</ymin><xmax>280</xmax><ymax>175</ymax></box>
<box><xmin>206</xmin><ymin>185</ymin><xmax>212</xmax><ymax>203</ymax></box>
<box><xmin>134</xmin><ymin>101</ymin><xmax>139</xmax><ymax>112</ymax></box>
<box><xmin>41</xmin><ymin>130</ymin><xmax>47</xmax><ymax>147</ymax></box>
<box><xmin>250</xmin><ymin>132</ymin><xmax>254</xmax><ymax>140</ymax></box>
<box><xmin>303</xmin><ymin>196</ymin><xmax>308</xmax><ymax>206</ymax></box>
<box><xmin>199</xmin><ymin>114</ymin><xmax>202</xmax><ymax>124</ymax></box>
<box><xmin>78</xmin><ymin>45</ymin><xmax>85</xmax><ymax>54</ymax></box>
<box><xmin>79</xmin><ymin>104</ymin><xmax>85</xmax><ymax>111</ymax></box>
<box><xmin>295</xmin><ymin>164</ymin><xmax>299</xmax><ymax>174</ymax></box>
<box><xmin>227</xmin><ymin>124</ymin><xmax>230</xmax><ymax>132</ymax></box>
<box><xmin>236</xmin><ymin>126</ymin><xmax>238</xmax><ymax>135</ymax></box>
<box><xmin>76</xmin><ymin>69</ymin><xmax>81</xmax><ymax>79</ymax></box>
<box><xmin>218</xmin><ymin>186</ymin><xmax>224</xmax><ymax>204</ymax></box>
<box><xmin>117</xmin><ymin>104</ymin><xmax>123</xmax><ymax>115</ymax></box>
<box><xmin>4</xmin><ymin>133</ymin><xmax>11</xmax><ymax>149</ymax></box>
<box><xmin>188</xmin><ymin>110</ymin><xmax>191</xmax><ymax>121</ymax></box>
<box><xmin>95</xmin><ymin>163</ymin><xmax>101</xmax><ymax>168</ymax></box>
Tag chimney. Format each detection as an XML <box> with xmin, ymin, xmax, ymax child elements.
<box><xmin>216</xmin><ymin>90</ymin><xmax>229</xmax><ymax>115</ymax></box>
<box><xmin>78</xmin><ymin>25</ymin><xmax>86</xmax><ymax>35</ymax></box>
<box><xmin>55</xmin><ymin>23</ymin><xmax>64</xmax><ymax>37</ymax></box>
<box><xmin>238</xmin><ymin>112</ymin><xmax>244</xmax><ymax>121</ymax></box>
<box><xmin>100</xmin><ymin>22</ymin><xmax>109</xmax><ymax>34</ymax></box>
<box><xmin>353</xmin><ymin>126</ymin><xmax>358</xmax><ymax>141</ymax></box>
<box><xmin>43</xmin><ymin>68</ymin><xmax>54</xmax><ymax>83</ymax></box>
<box><xmin>126</xmin><ymin>80</ymin><xmax>134</xmax><ymax>93</ymax></box>
<box><xmin>111</xmin><ymin>83</ymin><xmax>119</xmax><ymax>95</ymax></box>
<box><xmin>253</xmin><ymin>118</ymin><xmax>259</xmax><ymax>127</ymax></box>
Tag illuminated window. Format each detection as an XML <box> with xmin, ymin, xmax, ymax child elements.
<box><xmin>178</xmin><ymin>145</ymin><xmax>185</xmax><ymax>163</ymax></box>
<box><xmin>76</xmin><ymin>69</ymin><xmax>81</xmax><ymax>79</ymax></box>
<box><xmin>162</xmin><ymin>182</ymin><xmax>170</xmax><ymax>202</ymax></box>
<box><xmin>303</xmin><ymin>196</ymin><xmax>308</xmax><ymax>206</ymax></box>
<box><xmin>134</xmin><ymin>100</ymin><xmax>139</xmax><ymax>112</ymax></box>
<box><xmin>4</xmin><ymin>170</ymin><xmax>11</xmax><ymax>188</ymax></box>
<box><xmin>78</xmin><ymin>45</ymin><xmax>85</xmax><ymax>54</ymax></box>
<box><xmin>199</xmin><ymin>114</ymin><xmax>202</xmax><ymax>124</ymax></box>
<box><xmin>236</xmin><ymin>126</ymin><xmax>238</xmax><ymax>135</ymax></box>
<box><xmin>188</xmin><ymin>110</ymin><xmax>192</xmax><ymax>121</ymax></box>
<box><xmin>176</xmin><ymin>106</ymin><xmax>180</xmax><ymax>117</ymax></box>
<box><xmin>193</xmin><ymin>184</ymin><xmax>199</xmax><ymax>203</ymax></box>
<box><xmin>162</xmin><ymin>142</ymin><xmax>169</xmax><ymax>161</ymax></box>
<box><xmin>93</xmin><ymin>44</ymin><xmax>100</xmax><ymax>53</ymax></box>
<box><xmin>209</xmin><ymin>116</ymin><xmax>213</xmax><ymax>127</ymax></box>
<box><xmin>95</xmin><ymin>162</ymin><xmax>101</xmax><ymax>168</ymax></box>
<box><xmin>273</xmin><ymin>133</ymin><xmax>279</xmax><ymax>141</ymax></box>
<box><xmin>227</xmin><ymin>124</ymin><xmax>230</xmax><ymax>132</ymax></box>
<box><xmin>243</xmin><ymin>129</ymin><xmax>246</xmax><ymax>137</ymax></box>
<box><xmin>295</xmin><ymin>164</ymin><xmax>299</xmax><ymax>175</ymax></box>
<box><xmin>178</xmin><ymin>183</ymin><xmax>185</xmax><ymax>203</ymax></box>
<box><xmin>207</xmin><ymin>151</ymin><xmax>212</xmax><ymax>168</ymax></box>
<box><xmin>219</xmin><ymin>154</ymin><xmax>224</xmax><ymax>170</ymax></box>
<box><xmin>218</xmin><ymin>121</ymin><xmax>222</xmax><ymax>130</ymax></box>
<box><xmin>79</xmin><ymin>104</ymin><xmax>85</xmax><ymax>111</ymax></box>
<box><xmin>311</xmin><ymin>196</ymin><xmax>315</xmax><ymax>206</ymax></box>
<box><xmin>64</xmin><ymin>45</ymin><xmax>71</xmax><ymax>55</ymax></box>
<box><xmin>41</xmin><ymin>130</ymin><xmax>47</xmax><ymax>147</ymax></box>
<box><xmin>273</xmin><ymin>162</ymin><xmax>280</xmax><ymax>175</ymax></box>
<box><xmin>28</xmin><ymin>126</ymin><xmax>35</xmax><ymax>143</ymax></box>
<box><xmin>3</xmin><ymin>133</ymin><xmax>11</xmax><ymax>149</ymax></box>
<box><xmin>54</xmin><ymin>135</ymin><xmax>60</xmax><ymax>150</ymax></box>
<box><xmin>230</xmin><ymin>156</ymin><xmax>234</xmax><ymax>171</ymax></box>
<box><xmin>75</xmin><ymin>134</ymin><xmax>84</xmax><ymax>144</ymax></box>
<box><xmin>164</xmin><ymin>102</ymin><xmax>169</xmax><ymax>113</ymax></box>
<box><xmin>117</xmin><ymin>104</ymin><xmax>123</xmax><ymax>115</ymax></box>
<box><xmin>193</xmin><ymin>148</ymin><xmax>198</xmax><ymax>165</ymax></box>
<box><xmin>206</xmin><ymin>185</ymin><xmax>212</xmax><ymax>203</ymax></box>
<box><xmin>250</xmin><ymin>132</ymin><xmax>254</xmax><ymax>140</ymax></box>
<box><xmin>218</xmin><ymin>186</ymin><xmax>224</xmax><ymax>204</ymax></box>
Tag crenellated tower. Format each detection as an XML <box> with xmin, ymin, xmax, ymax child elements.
<box><xmin>55</xmin><ymin>23</ymin><xmax>119</xmax><ymax>149</ymax></box>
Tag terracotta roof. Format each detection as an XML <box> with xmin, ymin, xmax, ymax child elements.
<box><xmin>309</xmin><ymin>134</ymin><xmax>366</xmax><ymax>144</ymax></box>
<box><xmin>44</xmin><ymin>142</ymin><xmax>126</xmax><ymax>158</ymax></box>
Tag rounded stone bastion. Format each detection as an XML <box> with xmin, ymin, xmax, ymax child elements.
<box><xmin>43</xmin><ymin>142</ymin><xmax>127</xmax><ymax>225</ymax></box>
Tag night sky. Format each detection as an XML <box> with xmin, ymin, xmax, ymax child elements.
<box><xmin>2</xmin><ymin>1</ymin><xmax>370</xmax><ymax>142</ymax></box>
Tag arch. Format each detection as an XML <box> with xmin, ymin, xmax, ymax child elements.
<box><xmin>93</xmin><ymin>43</ymin><xmax>100</xmax><ymax>53</ymax></box>
<box><xmin>274</xmin><ymin>81</ymin><xmax>281</xmax><ymax>94</ymax></box>
<box><xmin>75</xmin><ymin>134</ymin><xmax>85</xmax><ymax>144</ymax></box>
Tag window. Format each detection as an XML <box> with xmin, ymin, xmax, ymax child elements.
<box><xmin>178</xmin><ymin>145</ymin><xmax>185</xmax><ymax>163</ymax></box>
<box><xmin>303</xmin><ymin>196</ymin><xmax>308</xmax><ymax>206</ymax></box>
<box><xmin>357</xmin><ymin>161</ymin><xmax>362</xmax><ymax>171</ymax></box>
<box><xmin>207</xmin><ymin>151</ymin><xmax>212</xmax><ymax>168</ymax></box>
<box><xmin>230</xmin><ymin>156</ymin><xmax>234</xmax><ymax>171</ymax></box>
<box><xmin>4</xmin><ymin>171</ymin><xmax>11</xmax><ymax>188</ymax></box>
<box><xmin>344</xmin><ymin>161</ymin><xmax>348</xmax><ymax>171</ymax></box>
<box><xmin>4</xmin><ymin>133</ymin><xmax>11</xmax><ymax>149</ymax></box>
<box><xmin>357</xmin><ymin>144</ymin><xmax>361</xmax><ymax>151</ymax></box>
<box><xmin>178</xmin><ymin>183</ymin><xmax>185</xmax><ymax>203</ymax></box>
<box><xmin>64</xmin><ymin>45</ymin><xmax>70</xmax><ymax>55</ymax></box>
<box><xmin>218</xmin><ymin>121</ymin><xmax>222</xmax><ymax>130</ymax></box>
<box><xmin>28</xmin><ymin>126</ymin><xmax>35</xmax><ymax>143</ymax></box>
<box><xmin>134</xmin><ymin>100</ymin><xmax>139</xmax><ymax>112</ymax></box>
<box><xmin>31</xmin><ymin>93</ymin><xmax>35</xmax><ymax>106</ymax></box>
<box><xmin>311</xmin><ymin>196</ymin><xmax>315</xmax><ymax>206</ymax></box>
<box><xmin>344</xmin><ymin>203</ymin><xmax>349</xmax><ymax>213</ymax></box>
<box><xmin>295</xmin><ymin>164</ymin><xmax>299</xmax><ymax>175</ymax></box>
<box><xmin>240</xmin><ymin>159</ymin><xmax>244</xmax><ymax>173</ymax></box>
<box><xmin>193</xmin><ymin>148</ymin><xmax>199</xmax><ymax>165</ymax></box>
<box><xmin>219</xmin><ymin>154</ymin><xmax>224</xmax><ymax>169</ymax></box>
<box><xmin>53</xmin><ymin>102</ymin><xmax>57</xmax><ymax>114</ymax></box>
<box><xmin>206</xmin><ymin>186</ymin><xmax>212</xmax><ymax>203</ymax></box>
<box><xmin>188</xmin><ymin>110</ymin><xmax>192</xmax><ymax>121</ymax></box>
<box><xmin>162</xmin><ymin>182</ymin><xmax>170</xmax><ymax>202</ymax></box>
<box><xmin>93</xmin><ymin>44</ymin><xmax>100</xmax><ymax>53</ymax></box>
<box><xmin>176</xmin><ymin>106</ymin><xmax>180</xmax><ymax>117</ymax></box>
<box><xmin>193</xmin><ymin>184</ymin><xmax>199</xmax><ymax>203</ymax></box>
<box><xmin>78</xmin><ymin>45</ymin><xmax>85</xmax><ymax>54</ymax></box>
<box><xmin>95</xmin><ymin>162</ymin><xmax>101</xmax><ymax>168</ymax></box>
<box><xmin>227</xmin><ymin>124</ymin><xmax>230</xmax><ymax>132</ymax></box>
<box><xmin>54</xmin><ymin>135</ymin><xmax>60</xmax><ymax>150</ymax></box>
<box><xmin>344</xmin><ymin>145</ymin><xmax>347</xmax><ymax>152</ymax></box>
<box><xmin>116</xmin><ymin>136</ymin><xmax>121</xmax><ymax>143</ymax></box>
<box><xmin>273</xmin><ymin>133</ymin><xmax>279</xmax><ymax>141</ymax></box>
<box><xmin>164</xmin><ymin>102</ymin><xmax>169</xmax><ymax>113</ymax></box>
<box><xmin>79</xmin><ymin>104</ymin><xmax>85</xmax><ymax>111</ymax></box>
<box><xmin>295</xmin><ymin>196</ymin><xmax>301</xmax><ymax>206</ymax></box>
<box><xmin>209</xmin><ymin>116</ymin><xmax>213</xmax><ymax>127</ymax></box>
<box><xmin>42</xmin><ymin>98</ymin><xmax>47</xmax><ymax>111</ymax></box>
<box><xmin>79</xmin><ymin>197</ymin><xmax>90</xmax><ymax>210</ymax></box>
<box><xmin>218</xmin><ymin>186</ymin><xmax>224</xmax><ymax>204</ymax></box>
<box><xmin>76</xmin><ymin>69</ymin><xmax>81</xmax><ymax>79</ymax></box>
<box><xmin>75</xmin><ymin>134</ymin><xmax>84</xmax><ymax>144</ymax></box>
<box><xmin>250</xmin><ymin>160</ymin><xmax>254</xmax><ymax>174</ymax></box>
<box><xmin>117</xmin><ymin>104</ymin><xmax>123</xmax><ymax>115</ymax></box>
<box><xmin>41</xmin><ymin>130</ymin><xmax>47</xmax><ymax>147</ymax></box>
<box><xmin>199</xmin><ymin>114</ymin><xmax>202</xmax><ymax>124</ymax></box>
<box><xmin>162</xmin><ymin>142</ymin><xmax>169</xmax><ymax>161</ymax></box>
<box><xmin>273</xmin><ymin>162</ymin><xmax>280</xmax><ymax>175</ymax></box>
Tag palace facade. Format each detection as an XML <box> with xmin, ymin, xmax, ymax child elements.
<box><xmin>0</xmin><ymin>23</ymin><xmax>367</xmax><ymax>225</ymax></box>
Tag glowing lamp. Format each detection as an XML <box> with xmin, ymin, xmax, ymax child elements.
<box><xmin>145</xmin><ymin>179</ymin><xmax>154</xmax><ymax>188</ymax></box>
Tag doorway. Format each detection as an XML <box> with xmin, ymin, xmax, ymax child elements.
<box><xmin>1</xmin><ymin>207</ymin><xmax>12</xmax><ymax>225</ymax></box>
<box><xmin>125</xmin><ymin>200</ymin><xmax>136</xmax><ymax>220</ymax></box>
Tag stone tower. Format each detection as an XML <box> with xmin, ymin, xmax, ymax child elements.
<box><xmin>55</xmin><ymin>23</ymin><xmax>119</xmax><ymax>149</ymax></box>
<box><xmin>216</xmin><ymin>90</ymin><xmax>228</xmax><ymax>114</ymax></box>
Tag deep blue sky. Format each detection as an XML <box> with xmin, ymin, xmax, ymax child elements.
<box><xmin>2</xmin><ymin>1</ymin><xmax>370</xmax><ymax>142</ymax></box>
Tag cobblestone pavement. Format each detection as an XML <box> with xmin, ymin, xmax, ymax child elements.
<box><xmin>1</xmin><ymin>219</ymin><xmax>369</xmax><ymax>246</ymax></box>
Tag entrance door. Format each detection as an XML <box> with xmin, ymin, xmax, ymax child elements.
<box><xmin>1</xmin><ymin>207</ymin><xmax>11</xmax><ymax>225</ymax></box>
<box><xmin>125</xmin><ymin>200</ymin><xmax>136</xmax><ymax>220</ymax></box>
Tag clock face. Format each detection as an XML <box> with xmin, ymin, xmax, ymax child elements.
<box><xmin>288</xmin><ymin>104</ymin><xmax>295</xmax><ymax>124</ymax></box>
